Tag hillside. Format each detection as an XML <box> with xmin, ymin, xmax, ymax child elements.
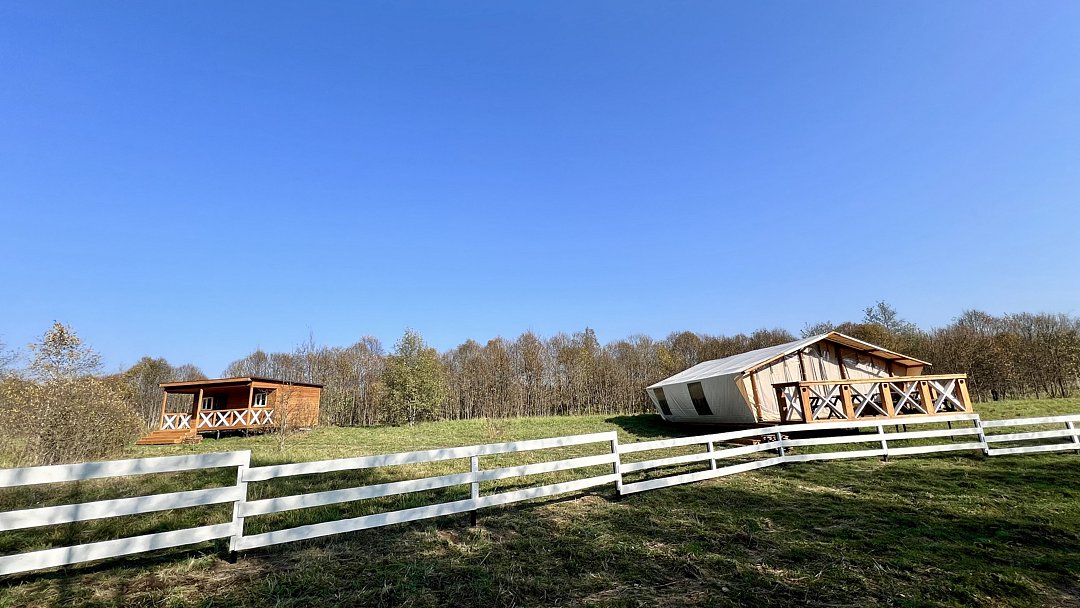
<box><xmin>1</xmin><ymin>398</ymin><xmax>1079</xmax><ymax>607</ymax></box>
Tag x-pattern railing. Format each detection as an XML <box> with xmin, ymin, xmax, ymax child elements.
<box><xmin>849</xmin><ymin>383</ymin><xmax>887</xmax><ymax>417</ymax></box>
<box><xmin>195</xmin><ymin>409</ymin><xmax>276</xmax><ymax>430</ymax></box>
<box><xmin>160</xmin><ymin>410</ymin><xmax>277</xmax><ymax>432</ymax></box>
<box><xmin>161</xmin><ymin>413</ymin><xmax>192</xmax><ymax>430</ymax></box>
<box><xmin>774</xmin><ymin>374</ymin><xmax>971</xmax><ymax>422</ymax></box>
<box><xmin>928</xmin><ymin>378</ymin><xmax>965</xmax><ymax>413</ymax></box>
<box><xmin>890</xmin><ymin>380</ymin><xmax>927</xmax><ymax>414</ymax></box>
<box><xmin>807</xmin><ymin>384</ymin><xmax>845</xmax><ymax>419</ymax></box>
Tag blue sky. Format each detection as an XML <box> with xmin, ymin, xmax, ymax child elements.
<box><xmin>2</xmin><ymin>1</ymin><xmax>1079</xmax><ymax>375</ymax></box>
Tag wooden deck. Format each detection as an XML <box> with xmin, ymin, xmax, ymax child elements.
<box><xmin>135</xmin><ymin>430</ymin><xmax>202</xmax><ymax>445</ymax></box>
<box><xmin>772</xmin><ymin>374</ymin><xmax>972</xmax><ymax>423</ymax></box>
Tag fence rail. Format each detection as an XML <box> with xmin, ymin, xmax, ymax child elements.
<box><xmin>232</xmin><ymin>431</ymin><xmax>619</xmax><ymax>552</ymax></box>
<box><xmin>1</xmin><ymin>414</ymin><xmax>1077</xmax><ymax>577</ymax></box>
<box><xmin>0</xmin><ymin>451</ymin><xmax>250</xmax><ymax>577</ymax></box>
<box><xmin>618</xmin><ymin>413</ymin><xmax>984</xmax><ymax>494</ymax></box>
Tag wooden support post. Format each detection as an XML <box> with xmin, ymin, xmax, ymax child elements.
<box><xmin>918</xmin><ymin>381</ymin><xmax>935</xmax><ymax>415</ymax></box>
<box><xmin>158</xmin><ymin>391</ymin><xmax>169</xmax><ymax>429</ymax></box>
<box><xmin>840</xmin><ymin>385</ymin><xmax>856</xmax><ymax>420</ymax></box>
<box><xmin>956</xmin><ymin>379</ymin><xmax>973</xmax><ymax>413</ymax></box>
<box><xmin>750</xmin><ymin>374</ymin><xmax>764</xmax><ymax>422</ymax></box>
<box><xmin>833</xmin><ymin>345</ymin><xmax>849</xmax><ymax>380</ymax></box>
<box><xmin>880</xmin><ymin>382</ymin><xmax>896</xmax><ymax>417</ymax></box>
<box><xmin>799</xmin><ymin>385</ymin><xmax>814</xmax><ymax>422</ymax></box>
<box><xmin>797</xmin><ymin>350</ymin><xmax>809</xmax><ymax>381</ymax></box>
<box><xmin>191</xmin><ymin>388</ymin><xmax>205</xmax><ymax>435</ymax></box>
<box><xmin>775</xmin><ymin>387</ymin><xmax>788</xmax><ymax>423</ymax></box>
<box><xmin>469</xmin><ymin>454</ymin><xmax>480</xmax><ymax>526</ymax></box>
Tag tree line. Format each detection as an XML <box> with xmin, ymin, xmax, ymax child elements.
<box><xmin>2</xmin><ymin>303</ymin><xmax>1079</xmax><ymax>464</ymax></box>
<box><xmin>218</xmin><ymin>303</ymin><xmax>1080</xmax><ymax>425</ymax></box>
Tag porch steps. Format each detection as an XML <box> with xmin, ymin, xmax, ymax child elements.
<box><xmin>135</xmin><ymin>429</ymin><xmax>202</xmax><ymax>446</ymax></box>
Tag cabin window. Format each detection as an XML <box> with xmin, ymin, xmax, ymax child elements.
<box><xmin>201</xmin><ymin>396</ymin><xmax>215</xmax><ymax>410</ymax></box>
<box><xmin>652</xmin><ymin>388</ymin><xmax>672</xmax><ymax>416</ymax></box>
<box><xmin>253</xmin><ymin>392</ymin><xmax>268</xmax><ymax>407</ymax></box>
<box><xmin>687</xmin><ymin>382</ymin><xmax>712</xmax><ymax>415</ymax></box>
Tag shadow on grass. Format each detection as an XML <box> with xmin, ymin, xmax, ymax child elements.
<box><xmin>182</xmin><ymin>460</ymin><xmax>1080</xmax><ymax>607</ymax></box>
<box><xmin>6</xmin><ymin>454</ymin><xmax>1080</xmax><ymax>607</ymax></box>
<box><xmin>604</xmin><ymin>414</ymin><xmax>727</xmax><ymax>440</ymax></box>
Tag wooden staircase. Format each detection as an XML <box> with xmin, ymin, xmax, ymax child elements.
<box><xmin>135</xmin><ymin>429</ymin><xmax>202</xmax><ymax>446</ymax></box>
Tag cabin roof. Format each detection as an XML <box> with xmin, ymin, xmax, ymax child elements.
<box><xmin>647</xmin><ymin>332</ymin><xmax>930</xmax><ymax>389</ymax></box>
<box><xmin>159</xmin><ymin>376</ymin><xmax>324</xmax><ymax>391</ymax></box>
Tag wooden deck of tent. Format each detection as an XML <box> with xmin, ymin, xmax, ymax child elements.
<box><xmin>772</xmin><ymin>373</ymin><xmax>973</xmax><ymax>423</ymax></box>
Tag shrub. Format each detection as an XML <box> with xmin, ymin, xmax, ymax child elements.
<box><xmin>0</xmin><ymin>375</ymin><xmax>143</xmax><ymax>466</ymax></box>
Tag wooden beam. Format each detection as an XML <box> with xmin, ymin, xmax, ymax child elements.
<box><xmin>248</xmin><ymin>385</ymin><xmax>255</xmax><ymax>409</ymax></box>
<box><xmin>840</xmin><ymin>385</ymin><xmax>855</xmax><ymax>420</ymax></box>
<box><xmin>956</xmin><ymin>378</ymin><xmax>973</xmax><ymax>413</ymax></box>
<box><xmin>191</xmin><ymin>388</ymin><xmax>205</xmax><ymax>435</ymax></box>
<box><xmin>775</xmin><ymin>386</ymin><xmax>788</xmax><ymax>423</ymax></box>
<box><xmin>749</xmin><ymin>373</ymin><xmax>764</xmax><ymax>422</ymax></box>
<box><xmin>880</xmin><ymin>382</ymin><xmax>896</xmax><ymax>417</ymax></box>
<box><xmin>799</xmin><ymin>385</ymin><xmax>814</xmax><ymax>422</ymax></box>
<box><xmin>773</xmin><ymin>373</ymin><xmax>968</xmax><ymax>387</ymax></box>
<box><xmin>832</xmin><ymin>343</ymin><xmax>849</xmax><ymax>380</ymax></box>
<box><xmin>796</xmin><ymin>350</ymin><xmax>809</xmax><ymax>381</ymax></box>
<box><xmin>918</xmin><ymin>381</ymin><xmax>935</xmax><ymax>415</ymax></box>
<box><xmin>158</xmin><ymin>391</ymin><xmax>169</xmax><ymax>429</ymax></box>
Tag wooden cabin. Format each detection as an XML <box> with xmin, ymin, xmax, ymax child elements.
<box><xmin>647</xmin><ymin>332</ymin><xmax>972</xmax><ymax>425</ymax></box>
<box><xmin>137</xmin><ymin>377</ymin><xmax>322</xmax><ymax>445</ymax></box>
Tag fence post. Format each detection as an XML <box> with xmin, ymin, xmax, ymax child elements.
<box><xmin>470</xmin><ymin>454</ymin><xmax>480</xmax><ymax>526</ymax></box>
<box><xmin>974</xmin><ymin>416</ymin><xmax>989</xmax><ymax>456</ymax></box>
<box><xmin>228</xmin><ymin>450</ymin><xmax>251</xmax><ymax>562</ymax></box>
<box><xmin>707</xmin><ymin>441</ymin><xmax>717</xmax><ymax>470</ymax></box>
<box><xmin>877</xmin><ymin>424</ymin><xmax>888</xmax><ymax>461</ymax></box>
<box><xmin>1066</xmin><ymin>421</ymin><xmax>1080</xmax><ymax>455</ymax></box>
<box><xmin>774</xmin><ymin>427</ymin><xmax>786</xmax><ymax>460</ymax></box>
<box><xmin>609</xmin><ymin>434</ymin><xmax>624</xmax><ymax>497</ymax></box>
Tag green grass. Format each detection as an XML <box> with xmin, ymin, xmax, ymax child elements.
<box><xmin>1</xmin><ymin>398</ymin><xmax>1079</xmax><ymax>607</ymax></box>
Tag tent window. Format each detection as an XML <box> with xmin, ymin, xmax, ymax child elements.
<box><xmin>687</xmin><ymin>382</ymin><xmax>712</xmax><ymax>415</ymax></box>
<box><xmin>652</xmin><ymin>388</ymin><xmax>672</xmax><ymax>416</ymax></box>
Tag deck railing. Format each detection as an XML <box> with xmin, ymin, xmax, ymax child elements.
<box><xmin>161</xmin><ymin>408</ymin><xmax>276</xmax><ymax>432</ymax></box>
<box><xmin>772</xmin><ymin>374</ymin><xmax>972</xmax><ymax>423</ymax></box>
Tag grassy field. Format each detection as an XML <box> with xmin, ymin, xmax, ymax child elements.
<box><xmin>1</xmin><ymin>398</ymin><xmax>1080</xmax><ymax>607</ymax></box>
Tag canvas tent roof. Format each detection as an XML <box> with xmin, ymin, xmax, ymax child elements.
<box><xmin>647</xmin><ymin>332</ymin><xmax>929</xmax><ymax>389</ymax></box>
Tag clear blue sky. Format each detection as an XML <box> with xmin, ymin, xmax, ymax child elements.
<box><xmin>2</xmin><ymin>1</ymin><xmax>1079</xmax><ymax>375</ymax></box>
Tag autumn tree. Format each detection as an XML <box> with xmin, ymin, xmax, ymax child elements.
<box><xmin>382</xmin><ymin>329</ymin><xmax>447</xmax><ymax>424</ymax></box>
<box><xmin>122</xmin><ymin>357</ymin><xmax>207</xmax><ymax>428</ymax></box>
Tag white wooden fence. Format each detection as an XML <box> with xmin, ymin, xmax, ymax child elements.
<box><xmin>1</xmin><ymin>414</ymin><xmax>1077</xmax><ymax>577</ymax></box>
<box><xmin>618</xmin><ymin>413</ymin><xmax>986</xmax><ymax>494</ymax></box>
<box><xmin>981</xmin><ymin>414</ymin><xmax>1080</xmax><ymax>455</ymax></box>
<box><xmin>0</xmin><ymin>451</ymin><xmax>250</xmax><ymax>577</ymax></box>
<box><xmin>232</xmin><ymin>431</ymin><xmax>619</xmax><ymax>552</ymax></box>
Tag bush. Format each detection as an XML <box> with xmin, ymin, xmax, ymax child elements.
<box><xmin>0</xmin><ymin>373</ymin><xmax>143</xmax><ymax>466</ymax></box>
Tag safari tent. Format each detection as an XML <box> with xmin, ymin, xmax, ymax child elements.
<box><xmin>647</xmin><ymin>332</ymin><xmax>972</xmax><ymax>425</ymax></box>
